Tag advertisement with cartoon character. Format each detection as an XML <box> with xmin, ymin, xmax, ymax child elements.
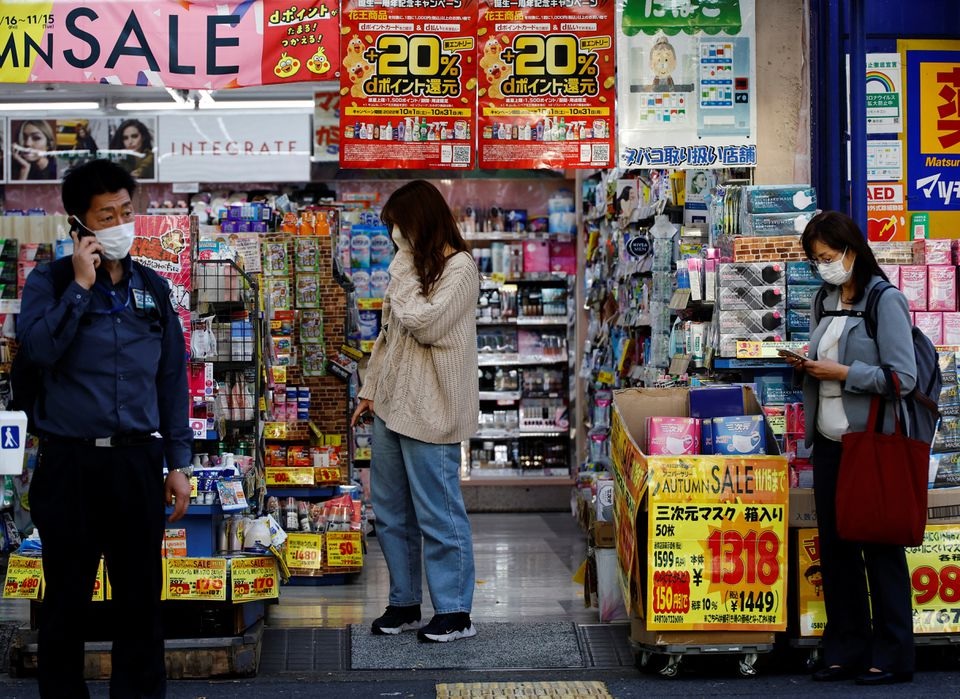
<box><xmin>338</xmin><ymin>1</ymin><xmax>477</xmax><ymax>169</ymax></box>
<box><xmin>477</xmin><ymin>0</ymin><xmax>615</xmax><ymax>170</ymax></box>
<box><xmin>132</xmin><ymin>215</ymin><xmax>194</xmax><ymax>354</ymax></box>
<box><xmin>617</xmin><ymin>0</ymin><xmax>757</xmax><ymax>170</ymax></box>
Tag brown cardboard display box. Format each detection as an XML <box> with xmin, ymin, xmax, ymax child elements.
<box><xmin>790</xmin><ymin>486</ymin><xmax>960</xmax><ymax>528</ymax></box>
<box><xmin>630</xmin><ymin>617</ymin><xmax>775</xmax><ymax>649</ymax></box>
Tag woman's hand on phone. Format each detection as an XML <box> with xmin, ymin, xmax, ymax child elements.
<box><xmin>351</xmin><ymin>398</ymin><xmax>375</xmax><ymax>427</ymax></box>
<box><xmin>801</xmin><ymin>358</ymin><xmax>849</xmax><ymax>382</ymax></box>
<box><xmin>71</xmin><ymin>230</ymin><xmax>102</xmax><ymax>289</ymax></box>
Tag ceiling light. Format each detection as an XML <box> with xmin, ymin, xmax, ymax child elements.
<box><xmin>0</xmin><ymin>102</ymin><xmax>100</xmax><ymax>111</ymax></box>
<box><xmin>115</xmin><ymin>101</ymin><xmax>194</xmax><ymax>111</ymax></box>
<box><xmin>198</xmin><ymin>99</ymin><xmax>314</xmax><ymax>110</ymax></box>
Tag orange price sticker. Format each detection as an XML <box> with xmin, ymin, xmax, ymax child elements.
<box><xmin>326</xmin><ymin>531</ymin><xmax>363</xmax><ymax>568</ymax></box>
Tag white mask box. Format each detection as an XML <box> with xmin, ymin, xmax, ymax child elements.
<box><xmin>645</xmin><ymin>416</ymin><xmax>700</xmax><ymax>456</ymax></box>
<box><xmin>915</xmin><ymin>312</ymin><xmax>944</xmax><ymax>345</ymax></box>
<box><xmin>927</xmin><ymin>266</ymin><xmax>957</xmax><ymax>312</ymax></box>
<box><xmin>899</xmin><ymin>266</ymin><xmax>928</xmax><ymax>311</ymax></box>
<box><xmin>710</xmin><ymin>415</ymin><xmax>767</xmax><ymax>456</ymax></box>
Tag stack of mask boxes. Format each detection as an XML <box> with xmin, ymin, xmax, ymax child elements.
<box><xmin>785</xmin><ymin>262</ymin><xmax>822</xmax><ymax>343</ymax></box>
<box><xmin>930</xmin><ymin>351</ymin><xmax>960</xmax><ymax>488</ymax></box>
<box><xmin>716</xmin><ymin>262</ymin><xmax>786</xmax><ymax>357</ymax></box>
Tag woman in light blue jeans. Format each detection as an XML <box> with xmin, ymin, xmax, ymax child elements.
<box><xmin>352</xmin><ymin>180</ymin><xmax>480</xmax><ymax>643</ymax></box>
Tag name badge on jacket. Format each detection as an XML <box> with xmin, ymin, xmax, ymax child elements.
<box><xmin>132</xmin><ymin>288</ymin><xmax>157</xmax><ymax>312</ymax></box>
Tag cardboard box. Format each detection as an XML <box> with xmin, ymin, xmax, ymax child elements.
<box><xmin>787</xmin><ymin>283</ymin><xmax>819</xmax><ymax>310</ymax></box>
<box><xmin>928</xmin><ymin>266</ymin><xmax>958</xmax><ymax>312</ymax></box>
<box><xmin>718</xmin><ymin>285</ymin><xmax>785</xmax><ymax>311</ymax></box>
<box><xmin>596</xmin><ymin>479</ymin><xmax>615</xmax><ymax>522</ymax></box>
<box><xmin>879</xmin><ymin>264</ymin><xmax>901</xmax><ymax>287</ymax></box>
<box><xmin>630</xmin><ymin>617</ymin><xmax>775</xmax><ymax>648</ymax></box>
<box><xmin>927</xmin><ymin>487</ymin><xmax>960</xmax><ymax>524</ymax></box>
<box><xmin>689</xmin><ymin>385</ymin><xmax>744</xmax><ymax>419</ymax></box>
<box><xmin>900</xmin><ymin>266</ymin><xmax>929</xmax><ymax>311</ymax></box>
<box><xmin>916</xmin><ymin>312</ymin><xmax>944</xmax><ymax>345</ymax></box>
<box><xmin>786</xmin><ymin>261</ymin><xmax>822</xmax><ymax>286</ymax></box>
<box><xmin>593</xmin><ymin>521</ymin><xmax>615</xmax><ymax>548</ymax></box>
<box><xmin>789</xmin><ymin>488</ymin><xmax>818</xmax><ymax>527</ymax></box>
<box><xmin>744</xmin><ymin>185</ymin><xmax>817</xmax><ymax>214</ymax></box>
<box><xmin>913</xmin><ymin>239</ymin><xmax>953</xmax><ymax>266</ymax></box>
<box><xmin>718</xmin><ymin>262</ymin><xmax>785</xmax><ymax>286</ymax></box>
<box><xmin>718</xmin><ymin>309</ymin><xmax>785</xmax><ymax>334</ymax></box>
<box><xmin>787</xmin><ymin>309</ymin><xmax>811</xmax><ymax>333</ymax></box>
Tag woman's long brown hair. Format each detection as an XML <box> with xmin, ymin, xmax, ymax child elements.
<box><xmin>380</xmin><ymin>180</ymin><xmax>470</xmax><ymax>296</ymax></box>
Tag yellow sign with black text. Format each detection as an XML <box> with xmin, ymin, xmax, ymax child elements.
<box><xmin>646</xmin><ymin>456</ymin><xmax>789</xmax><ymax>631</ymax></box>
<box><xmin>326</xmin><ymin>531</ymin><xmax>363</xmax><ymax>568</ymax></box>
<box><xmin>284</xmin><ymin>532</ymin><xmax>324</xmax><ymax>571</ymax></box>
<box><xmin>164</xmin><ymin>558</ymin><xmax>228</xmax><ymax>602</ymax></box>
<box><xmin>230</xmin><ymin>556</ymin><xmax>280</xmax><ymax>603</ymax></box>
<box><xmin>2</xmin><ymin>555</ymin><xmax>43</xmax><ymax>600</ymax></box>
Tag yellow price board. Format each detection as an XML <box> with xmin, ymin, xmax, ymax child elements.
<box><xmin>91</xmin><ymin>558</ymin><xmax>106</xmax><ymax>603</ymax></box>
<box><xmin>231</xmin><ymin>557</ymin><xmax>280</xmax><ymax>603</ymax></box>
<box><xmin>326</xmin><ymin>531</ymin><xmax>363</xmax><ymax>568</ymax></box>
<box><xmin>798</xmin><ymin>525</ymin><xmax>960</xmax><ymax>637</ymax></box>
<box><xmin>646</xmin><ymin>456</ymin><xmax>789</xmax><ymax>631</ymax></box>
<box><xmin>285</xmin><ymin>532</ymin><xmax>324</xmax><ymax>571</ymax></box>
<box><xmin>3</xmin><ymin>555</ymin><xmax>43</xmax><ymax>600</ymax></box>
<box><xmin>164</xmin><ymin>558</ymin><xmax>227</xmax><ymax>601</ymax></box>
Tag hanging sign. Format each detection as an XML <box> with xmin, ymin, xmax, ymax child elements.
<box><xmin>230</xmin><ymin>556</ymin><xmax>280</xmax><ymax>603</ymax></box>
<box><xmin>616</xmin><ymin>0</ymin><xmax>757</xmax><ymax>169</ymax></box>
<box><xmin>326</xmin><ymin>530</ymin><xmax>363</xmax><ymax>568</ymax></box>
<box><xmin>133</xmin><ymin>215</ymin><xmax>194</xmax><ymax>350</ymax></box>
<box><xmin>0</xmin><ymin>1</ymin><xmax>340</xmax><ymax>89</ymax></box>
<box><xmin>2</xmin><ymin>555</ymin><xmax>43</xmax><ymax>600</ymax></box>
<box><xmin>645</xmin><ymin>456</ymin><xmax>788</xmax><ymax>631</ymax></box>
<box><xmin>476</xmin><ymin>0</ymin><xmax>615</xmax><ymax>170</ymax></box>
<box><xmin>157</xmin><ymin>113</ymin><xmax>311</xmax><ymax>182</ymax></box>
<box><xmin>164</xmin><ymin>557</ymin><xmax>228</xmax><ymax>601</ymax></box>
<box><xmin>338</xmin><ymin>1</ymin><xmax>477</xmax><ymax>169</ymax></box>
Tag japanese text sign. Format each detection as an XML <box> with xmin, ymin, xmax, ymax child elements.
<box><xmin>164</xmin><ymin>557</ymin><xmax>228</xmax><ymax>601</ymax></box>
<box><xmin>230</xmin><ymin>556</ymin><xmax>280</xmax><ymax>603</ymax></box>
<box><xmin>326</xmin><ymin>531</ymin><xmax>363</xmax><ymax>568</ymax></box>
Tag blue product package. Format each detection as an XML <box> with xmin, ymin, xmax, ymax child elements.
<box><xmin>787</xmin><ymin>308</ymin><xmax>811</xmax><ymax>332</ymax></box>
<box><xmin>711</xmin><ymin>415</ymin><xmax>766</xmax><ymax>455</ymax></box>
<box><xmin>369</xmin><ymin>226</ymin><xmax>393</xmax><ymax>268</ymax></box>
<box><xmin>701</xmin><ymin>420</ymin><xmax>714</xmax><ymax>455</ymax></box>
<box><xmin>786</xmin><ymin>261</ymin><xmax>822</xmax><ymax>285</ymax></box>
<box><xmin>787</xmin><ymin>284</ymin><xmax>820</xmax><ymax>310</ymax></box>
<box><xmin>744</xmin><ymin>185</ymin><xmax>817</xmax><ymax>214</ymax></box>
<box><xmin>688</xmin><ymin>385</ymin><xmax>744</xmax><ymax>419</ymax></box>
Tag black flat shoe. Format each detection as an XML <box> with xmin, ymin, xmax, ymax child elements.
<box><xmin>812</xmin><ymin>666</ymin><xmax>857</xmax><ymax>682</ymax></box>
<box><xmin>855</xmin><ymin>671</ymin><xmax>913</xmax><ymax>686</ymax></box>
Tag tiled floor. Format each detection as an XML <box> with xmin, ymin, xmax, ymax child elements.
<box><xmin>269</xmin><ymin>512</ymin><xmax>599</xmax><ymax>628</ymax></box>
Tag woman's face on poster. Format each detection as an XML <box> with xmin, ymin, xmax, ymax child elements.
<box><xmin>19</xmin><ymin>124</ymin><xmax>49</xmax><ymax>161</ymax></box>
<box><xmin>123</xmin><ymin>125</ymin><xmax>143</xmax><ymax>152</ymax></box>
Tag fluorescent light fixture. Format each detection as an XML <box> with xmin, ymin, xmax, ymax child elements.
<box><xmin>0</xmin><ymin>102</ymin><xmax>100</xmax><ymax>111</ymax></box>
<box><xmin>198</xmin><ymin>99</ymin><xmax>314</xmax><ymax>110</ymax></box>
<box><xmin>116</xmin><ymin>102</ymin><xmax>194</xmax><ymax>111</ymax></box>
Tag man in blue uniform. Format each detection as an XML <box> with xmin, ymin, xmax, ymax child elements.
<box><xmin>18</xmin><ymin>159</ymin><xmax>192</xmax><ymax>698</ymax></box>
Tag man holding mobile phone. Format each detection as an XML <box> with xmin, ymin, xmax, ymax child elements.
<box><xmin>17</xmin><ymin>159</ymin><xmax>191</xmax><ymax>698</ymax></box>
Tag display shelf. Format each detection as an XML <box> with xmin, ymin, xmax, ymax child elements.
<box><xmin>477</xmin><ymin>353</ymin><xmax>568</xmax><ymax>367</ymax></box>
<box><xmin>464</xmin><ymin>231</ymin><xmax>574</xmax><ymax>242</ymax></box>
<box><xmin>478</xmin><ymin>390</ymin><xmax>522</xmax><ymax>401</ymax></box>
<box><xmin>461</xmin><ymin>476</ymin><xmax>574</xmax><ymax>487</ymax></box>
<box><xmin>266</xmin><ymin>487</ymin><xmax>340</xmax><ymax>499</ymax></box>
<box><xmin>477</xmin><ymin>316</ymin><xmax>568</xmax><ymax>326</ymax></box>
<box><xmin>712</xmin><ymin>359</ymin><xmax>792</xmax><ymax>369</ymax></box>
<box><xmin>472</xmin><ymin>429</ymin><xmax>566</xmax><ymax>439</ymax></box>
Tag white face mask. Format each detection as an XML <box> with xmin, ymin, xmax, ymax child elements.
<box><xmin>76</xmin><ymin>219</ymin><xmax>136</xmax><ymax>260</ymax></box>
<box><xmin>391</xmin><ymin>225</ymin><xmax>410</xmax><ymax>250</ymax></box>
<box><xmin>817</xmin><ymin>249</ymin><xmax>852</xmax><ymax>286</ymax></box>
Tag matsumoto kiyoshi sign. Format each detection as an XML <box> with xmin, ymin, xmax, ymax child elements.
<box><xmin>0</xmin><ymin>0</ymin><xmax>341</xmax><ymax>89</ymax></box>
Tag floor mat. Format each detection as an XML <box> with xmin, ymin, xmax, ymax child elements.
<box><xmin>350</xmin><ymin>621</ymin><xmax>584</xmax><ymax>670</ymax></box>
<box><xmin>436</xmin><ymin>681</ymin><xmax>612</xmax><ymax>698</ymax></box>
<box><xmin>259</xmin><ymin>628</ymin><xmax>348</xmax><ymax>673</ymax></box>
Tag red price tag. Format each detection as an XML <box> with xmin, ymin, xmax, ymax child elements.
<box><xmin>652</xmin><ymin>570</ymin><xmax>691</xmax><ymax>614</ymax></box>
<box><xmin>913</xmin><ymin>564</ymin><xmax>960</xmax><ymax>604</ymax></box>
<box><xmin>707</xmin><ymin>530</ymin><xmax>781</xmax><ymax>586</ymax></box>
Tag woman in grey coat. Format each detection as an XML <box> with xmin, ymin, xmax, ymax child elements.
<box><xmin>785</xmin><ymin>211</ymin><xmax>917</xmax><ymax>686</ymax></box>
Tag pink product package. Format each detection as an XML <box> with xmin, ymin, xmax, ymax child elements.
<box><xmin>646</xmin><ymin>416</ymin><xmax>700</xmax><ymax>456</ymax></box>
<box><xmin>928</xmin><ymin>266</ymin><xmax>958</xmax><ymax>312</ymax></box>
<box><xmin>915</xmin><ymin>312</ymin><xmax>944</xmax><ymax>345</ymax></box>
<box><xmin>785</xmin><ymin>402</ymin><xmax>806</xmax><ymax>434</ymax></box>
<box><xmin>879</xmin><ymin>264</ymin><xmax>900</xmax><ymax>288</ymax></box>
<box><xmin>549</xmin><ymin>241</ymin><xmax>577</xmax><ymax>275</ymax></box>
<box><xmin>913</xmin><ymin>239</ymin><xmax>953</xmax><ymax>266</ymax></box>
<box><xmin>944</xmin><ymin>313</ymin><xmax>960</xmax><ymax>345</ymax></box>
<box><xmin>899</xmin><ymin>266</ymin><xmax>928</xmax><ymax>311</ymax></box>
<box><xmin>523</xmin><ymin>240</ymin><xmax>551</xmax><ymax>274</ymax></box>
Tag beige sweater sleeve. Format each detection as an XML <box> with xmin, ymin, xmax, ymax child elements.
<box><xmin>388</xmin><ymin>252</ymin><xmax>478</xmax><ymax>347</ymax></box>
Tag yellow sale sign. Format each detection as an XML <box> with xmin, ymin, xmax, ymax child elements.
<box><xmin>326</xmin><ymin>531</ymin><xmax>363</xmax><ymax>568</ymax></box>
<box><xmin>285</xmin><ymin>532</ymin><xmax>324</xmax><ymax>571</ymax></box>
<box><xmin>230</xmin><ymin>556</ymin><xmax>280</xmax><ymax>603</ymax></box>
<box><xmin>3</xmin><ymin>555</ymin><xmax>43</xmax><ymax>600</ymax></box>
<box><xmin>164</xmin><ymin>558</ymin><xmax>227</xmax><ymax>601</ymax></box>
<box><xmin>646</xmin><ymin>456</ymin><xmax>789</xmax><ymax>631</ymax></box>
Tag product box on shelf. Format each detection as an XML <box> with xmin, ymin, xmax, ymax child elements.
<box><xmin>717</xmin><ymin>309</ymin><xmax>785</xmax><ymax>334</ymax></box>
<box><xmin>787</xmin><ymin>309</ymin><xmax>812</xmax><ymax>333</ymax></box>
<box><xmin>645</xmin><ymin>416</ymin><xmax>700</xmax><ymax>455</ymax></box>
<box><xmin>879</xmin><ymin>264</ymin><xmax>901</xmax><ymax>287</ymax></box>
<box><xmin>944</xmin><ymin>314</ymin><xmax>960</xmax><ymax>345</ymax></box>
<box><xmin>913</xmin><ymin>239</ymin><xmax>953</xmax><ymax>266</ymax></box>
<box><xmin>523</xmin><ymin>240</ymin><xmax>551</xmax><ymax>274</ymax></box>
<box><xmin>741</xmin><ymin>213</ymin><xmax>812</xmax><ymax>237</ymax></box>
<box><xmin>785</xmin><ymin>261</ymin><xmax>822</xmax><ymax>286</ymax></box>
<box><xmin>787</xmin><ymin>284</ymin><xmax>820</xmax><ymax>310</ymax></box>
<box><xmin>927</xmin><ymin>487</ymin><xmax>960</xmax><ymax>524</ymax></box>
<box><xmin>916</xmin><ymin>312</ymin><xmax>944</xmax><ymax>345</ymax></box>
<box><xmin>899</xmin><ymin>266</ymin><xmax>929</xmax><ymax>311</ymax></box>
<box><xmin>717</xmin><ymin>285</ymin><xmax>785</xmax><ymax>311</ymax></box>
<box><xmin>930</xmin><ymin>452</ymin><xmax>960</xmax><ymax>488</ymax></box>
<box><xmin>928</xmin><ymin>266</ymin><xmax>958</xmax><ymax>312</ymax></box>
<box><xmin>718</xmin><ymin>333</ymin><xmax>788</xmax><ymax>358</ymax></box>
<box><xmin>688</xmin><ymin>385</ymin><xmax>744</xmax><ymax>419</ymax></box>
<box><xmin>718</xmin><ymin>262</ymin><xmax>785</xmax><ymax>286</ymax></box>
<box><xmin>709</xmin><ymin>415</ymin><xmax>767</xmax><ymax>455</ymax></box>
<box><xmin>744</xmin><ymin>185</ymin><xmax>817</xmax><ymax>214</ymax></box>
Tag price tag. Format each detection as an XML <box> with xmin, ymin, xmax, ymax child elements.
<box><xmin>231</xmin><ymin>557</ymin><xmax>280</xmax><ymax>603</ymax></box>
<box><xmin>315</xmin><ymin>467</ymin><xmax>341</xmax><ymax>484</ymax></box>
<box><xmin>490</xmin><ymin>272</ymin><xmax>506</xmax><ymax>285</ymax></box>
<box><xmin>597</xmin><ymin>370</ymin><xmax>615</xmax><ymax>386</ymax></box>
<box><xmin>3</xmin><ymin>555</ymin><xmax>43</xmax><ymax>600</ymax></box>
<box><xmin>164</xmin><ymin>558</ymin><xmax>228</xmax><ymax>601</ymax></box>
<box><xmin>285</xmin><ymin>532</ymin><xmax>324</xmax><ymax>571</ymax></box>
<box><xmin>326</xmin><ymin>531</ymin><xmax>363</xmax><ymax>568</ymax></box>
<box><xmin>266</xmin><ymin>467</ymin><xmax>315</xmax><ymax>486</ymax></box>
<box><xmin>91</xmin><ymin>558</ymin><xmax>106</xmax><ymax>603</ymax></box>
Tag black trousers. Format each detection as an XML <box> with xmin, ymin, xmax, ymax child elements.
<box><xmin>812</xmin><ymin>434</ymin><xmax>915</xmax><ymax>673</ymax></box>
<box><xmin>30</xmin><ymin>438</ymin><xmax>167</xmax><ymax>699</ymax></box>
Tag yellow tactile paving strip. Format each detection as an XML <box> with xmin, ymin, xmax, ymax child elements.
<box><xmin>436</xmin><ymin>681</ymin><xmax>613</xmax><ymax>698</ymax></box>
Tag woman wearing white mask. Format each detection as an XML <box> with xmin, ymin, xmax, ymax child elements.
<box><xmin>351</xmin><ymin>180</ymin><xmax>480</xmax><ymax>643</ymax></box>
<box><xmin>785</xmin><ymin>211</ymin><xmax>917</xmax><ymax>686</ymax></box>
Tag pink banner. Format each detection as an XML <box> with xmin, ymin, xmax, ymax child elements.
<box><xmin>132</xmin><ymin>215</ymin><xmax>193</xmax><ymax>353</ymax></box>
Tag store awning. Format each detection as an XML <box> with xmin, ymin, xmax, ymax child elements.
<box><xmin>621</xmin><ymin>0</ymin><xmax>745</xmax><ymax>37</ymax></box>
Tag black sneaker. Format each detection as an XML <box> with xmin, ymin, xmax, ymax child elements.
<box><xmin>416</xmin><ymin>612</ymin><xmax>476</xmax><ymax>643</ymax></box>
<box><xmin>371</xmin><ymin>605</ymin><xmax>422</xmax><ymax>635</ymax></box>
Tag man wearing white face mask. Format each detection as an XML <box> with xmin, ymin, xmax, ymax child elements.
<box><xmin>18</xmin><ymin>159</ymin><xmax>191</xmax><ymax>698</ymax></box>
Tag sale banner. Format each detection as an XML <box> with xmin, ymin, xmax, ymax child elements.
<box><xmin>285</xmin><ymin>532</ymin><xmax>324</xmax><ymax>571</ymax></box>
<box><xmin>476</xmin><ymin>0</ymin><xmax>615</xmax><ymax>170</ymax></box>
<box><xmin>132</xmin><ymin>215</ymin><xmax>193</xmax><ymax>353</ymax></box>
<box><xmin>646</xmin><ymin>456</ymin><xmax>789</xmax><ymax>631</ymax></box>
<box><xmin>798</xmin><ymin>525</ymin><xmax>960</xmax><ymax>637</ymax></box>
<box><xmin>230</xmin><ymin>556</ymin><xmax>280</xmax><ymax>603</ymax></box>
<box><xmin>2</xmin><ymin>554</ymin><xmax>43</xmax><ymax>600</ymax></box>
<box><xmin>326</xmin><ymin>530</ymin><xmax>363</xmax><ymax>568</ymax></box>
<box><xmin>338</xmin><ymin>1</ymin><xmax>477</xmax><ymax>169</ymax></box>
<box><xmin>91</xmin><ymin>557</ymin><xmax>106</xmax><ymax>603</ymax></box>
<box><xmin>164</xmin><ymin>557</ymin><xmax>228</xmax><ymax>601</ymax></box>
<box><xmin>0</xmin><ymin>1</ymin><xmax>340</xmax><ymax>89</ymax></box>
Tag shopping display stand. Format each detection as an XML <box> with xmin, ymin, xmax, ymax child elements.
<box><xmin>610</xmin><ymin>386</ymin><xmax>789</xmax><ymax>677</ymax></box>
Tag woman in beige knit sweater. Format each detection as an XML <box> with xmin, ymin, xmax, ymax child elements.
<box><xmin>351</xmin><ymin>180</ymin><xmax>480</xmax><ymax>643</ymax></box>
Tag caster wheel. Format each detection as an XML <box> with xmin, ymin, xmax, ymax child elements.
<box><xmin>738</xmin><ymin>652</ymin><xmax>758</xmax><ymax>677</ymax></box>
<box><xmin>659</xmin><ymin>655</ymin><xmax>681</xmax><ymax>678</ymax></box>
